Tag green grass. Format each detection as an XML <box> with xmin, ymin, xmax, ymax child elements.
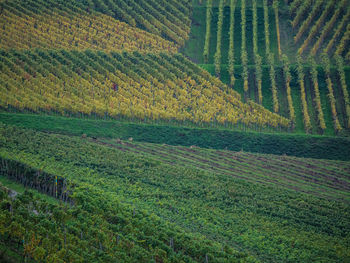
<box><xmin>0</xmin><ymin>176</ymin><xmax>57</xmax><ymax>205</ymax></box>
<box><xmin>1</xmin><ymin>112</ymin><xmax>350</xmax><ymax>160</ymax></box>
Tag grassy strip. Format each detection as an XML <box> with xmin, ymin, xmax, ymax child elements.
<box><xmin>1</xmin><ymin>113</ymin><xmax>350</xmax><ymax>160</ymax></box>
<box><xmin>0</xmin><ymin>176</ymin><xmax>57</xmax><ymax>205</ymax></box>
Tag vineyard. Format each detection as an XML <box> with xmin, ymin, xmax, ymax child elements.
<box><xmin>0</xmin><ymin>49</ymin><xmax>289</xmax><ymax>129</ymax></box>
<box><xmin>1</xmin><ymin>125</ymin><xmax>350</xmax><ymax>262</ymax></box>
<box><xmin>0</xmin><ymin>0</ymin><xmax>178</xmax><ymax>52</ymax></box>
<box><xmin>184</xmin><ymin>0</ymin><xmax>350</xmax><ymax>135</ymax></box>
<box><xmin>1</xmin><ymin>0</ymin><xmax>350</xmax><ymax>262</ymax></box>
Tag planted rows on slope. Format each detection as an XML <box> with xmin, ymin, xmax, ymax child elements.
<box><xmin>96</xmin><ymin>137</ymin><xmax>350</xmax><ymax>202</ymax></box>
<box><xmin>0</xmin><ymin>0</ymin><xmax>177</xmax><ymax>52</ymax></box>
<box><xmin>290</xmin><ymin>0</ymin><xmax>350</xmax><ymax>57</ymax></box>
<box><xmin>0</xmin><ymin>49</ymin><xmax>289</xmax><ymax>130</ymax></box>
<box><xmin>1</xmin><ymin>125</ymin><xmax>350</xmax><ymax>262</ymax></box>
<box><xmin>77</xmin><ymin>0</ymin><xmax>192</xmax><ymax>45</ymax></box>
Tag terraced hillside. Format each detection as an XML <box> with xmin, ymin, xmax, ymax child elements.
<box><xmin>1</xmin><ymin>124</ymin><xmax>349</xmax><ymax>262</ymax></box>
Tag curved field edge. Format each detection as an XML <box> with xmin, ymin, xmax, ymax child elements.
<box><xmin>1</xmin><ymin>112</ymin><xmax>350</xmax><ymax>161</ymax></box>
<box><xmin>0</xmin><ymin>124</ymin><xmax>350</xmax><ymax>262</ymax></box>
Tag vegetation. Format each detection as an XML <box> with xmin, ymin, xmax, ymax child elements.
<box><xmin>241</xmin><ymin>0</ymin><xmax>248</xmax><ymax>95</ymax></box>
<box><xmin>228</xmin><ymin>0</ymin><xmax>236</xmax><ymax>86</ymax></box>
<box><xmin>309</xmin><ymin>57</ymin><xmax>326</xmax><ymax>132</ymax></box>
<box><xmin>282</xmin><ymin>55</ymin><xmax>295</xmax><ymax>124</ymax></box>
<box><xmin>263</xmin><ymin>0</ymin><xmax>270</xmax><ymax>56</ymax></box>
<box><xmin>291</xmin><ymin>0</ymin><xmax>312</xmax><ymax>29</ymax></box>
<box><xmin>0</xmin><ymin>0</ymin><xmax>178</xmax><ymax>52</ymax></box>
<box><xmin>334</xmin><ymin>55</ymin><xmax>350</xmax><ymax>128</ymax></box>
<box><xmin>324</xmin><ymin>7</ymin><xmax>350</xmax><ymax>54</ymax></box>
<box><xmin>298</xmin><ymin>0</ymin><xmax>337</xmax><ymax>55</ymax></box>
<box><xmin>294</xmin><ymin>0</ymin><xmax>325</xmax><ymax>43</ymax></box>
<box><xmin>252</xmin><ymin>0</ymin><xmax>262</xmax><ymax>104</ymax></box>
<box><xmin>71</xmin><ymin>0</ymin><xmax>192</xmax><ymax>45</ymax></box>
<box><xmin>203</xmin><ymin>0</ymin><xmax>212</xmax><ymax>63</ymax></box>
<box><xmin>273</xmin><ymin>0</ymin><xmax>281</xmax><ymax>56</ymax></box>
<box><xmin>296</xmin><ymin>55</ymin><xmax>312</xmax><ymax>133</ymax></box>
<box><xmin>310</xmin><ymin>0</ymin><xmax>348</xmax><ymax>55</ymax></box>
<box><xmin>2</xmin><ymin>113</ymin><xmax>350</xmax><ymax>161</ymax></box>
<box><xmin>0</xmin><ymin>49</ymin><xmax>290</xmax><ymax>129</ymax></box>
<box><xmin>1</xmin><ymin>1</ymin><xmax>350</xmax><ymax>261</ymax></box>
<box><xmin>335</xmin><ymin>24</ymin><xmax>350</xmax><ymax>56</ymax></box>
<box><xmin>1</xmin><ymin>125</ymin><xmax>350</xmax><ymax>262</ymax></box>
<box><xmin>214</xmin><ymin>0</ymin><xmax>224</xmax><ymax>77</ymax></box>
<box><xmin>321</xmin><ymin>53</ymin><xmax>342</xmax><ymax>133</ymax></box>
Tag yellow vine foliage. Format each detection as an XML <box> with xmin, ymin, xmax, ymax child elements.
<box><xmin>0</xmin><ymin>6</ymin><xmax>178</xmax><ymax>53</ymax></box>
<box><xmin>0</xmin><ymin>51</ymin><xmax>290</xmax><ymax>129</ymax></box>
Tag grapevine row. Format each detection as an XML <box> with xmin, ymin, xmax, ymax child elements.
<box><xmin>289</xmin><ymin>0</ymin><xmax>304</xmax><ymax>15</ymax></box>
<box><xmin>228</xmin><ymin>0</ymin><xmax>236</xmax><ymax>87</ymax></box>
<box><xmin>0</xmin><ymin>50</ymin><xmax>290</xmax><ymax>129</ymax></box>
<box><xmin>335</xmin><ymin>24</ymin><xmax>350</xmax><ymax>56</ymax></box>
<box><xmin>241</xmin><ymin>0</ymin><xmax>249</xmax><ymax>94</ymax></box>
<box><xmin>310</xmin><ymin>1</ymin><xmax>348</xmax><ymax>56</ymax></box>
<box><xmin>214</xmin><ymin>0</ymin><xmax>224</xmax><ymax>77</ymax></box>
<box><xmin>80</xmin><ymin>0</ymin><xmax>192</xmax><ymax>45</ymax></box>
<box><xmin>309</xmin><ymin>57</ymin><xmax>326</xmax><ymax>131</ymax></box>
<box><xmin>334</xmin><ymin>55</ymin><xmax>350</xmax><ymax>128</ymax></box>
<box><xmin>282</xmin><ymin>55</ymin><xmax>295</xmax><ymax>124</ymax></box>
<box><xmin>298</xmin><ymin>0</ymin><xmax>337</xmax><ymax>55</ymax></box>
<box><xmin>252</xmin><ymin>0</ymin><xmax>262</xmax><ymax>104</ymax></box>
<box><xmin>293</xmin><ymin>0</ymin><xmax>324</xmax><ymax>43</ymax></box>
<box><xmin>203</xmin><ymin>0</ymin><xmax>212</xmax><ymax>63</ymax></box>
<box><xmin>296</xmin><ymin>55</ymin><xmax>312</xmax><ymax>132</ymax></box>
<box><xmin>324</xmin><ymin>8</ymin><xmax>350</xmax><ymax>54</ymax></box>
<box><xmin>273</xmin><ymin>0</ymin><xmax>282</xmax><ymax>56</ymax></box>
<box><xmin>291</xmin><ymin>0</ymin><xmax>312</xmax><ymax>29</ymax></box>
<box><xmin>321</xmin><ymin>53</ymin><xmax>342</xmax><ymax>133</ymax></box>
<box><xmin>263</xmin><ymin>0</ymin><xmax>278</xmax><ymax>113</ymax></box>
<box><xmin>0</xmin><ymin>1</ymin><xmax>177</xmax><ymax>52</ymax></box>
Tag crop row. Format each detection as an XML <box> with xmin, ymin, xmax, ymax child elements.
<box><xmin>1</xmin><ymin>0</ymin><xmax>191</xmax><ymax>46</ymax></box>
<box><xmin>290</xmin><ymin>0</ymin><xmax>349</xmax><ymax>57</ymax></box>
<box><xmin>1</xmin><ymin>125</ymin><xmax>349</xmax><ymax>262</ymax></box>
<box><xmin>0</xmin><ymin>0</ymin><xmax>177</xmax><ymax>52</ymax></box>
<box><xmin>0</xmin><ymin>49</ymin><xmax>290</xmax><ymax>129</ymax></box>
<box><xmin>98</xmin><ymin>138</ymin><xmax>350</xmax><ymax>202</ymax></box>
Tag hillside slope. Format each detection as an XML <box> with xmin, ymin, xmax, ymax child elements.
<box><xmin>183</xmin><ymin>0</ymin><xmax>350</xmax><ymax>135</ymax></box>
<box><xmin>0</xmin><ymin>0</ymin><xmax>178</xmax><ymax>52</ymax></box>
<box><xmin>1</xmin><ymin>124</ymin><xmax>349</xmax><ymax>262</ymax></box>
<box><xmin>0</xmin><ymin>50</ymin><xmax>289</xmax><ymax>129</ymax></box>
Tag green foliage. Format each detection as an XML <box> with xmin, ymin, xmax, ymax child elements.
<box><xmin>228</xmin><ymin>0</ymin><xmax>236</xmax><ymax>86</ymax></box>
<box><xmin>281</xmin><ymin>55</ymin><xmax>295</xmax><ymax>123</ymax></box>
<box><xmin>214</xmin><ymin>0</ymin><xmax>224</xmax><ymax>77</ymax></box>
<box><xmin>1</xmin><ymin>113</ymin><xmax>350</xmax><ymax>161</ymax></box>
<box><xmin>309</xmin><ymin>56</ymin><xmax>326</xmax><ymax>131</ymax></box>
<box><xmin>0</xmin><ymin>125</ymin><xmax>350</xmax><ymax>262</ymax></box>
<box><xmin>296</xmin><ymin>55</ymin><xmax>312</xmax><ymax>132</ymax></box>
<box><xmin>203</xmin><ymin>0</ymin><xmax>212</xmax><ymax>63</ymax></box>
<box><xmin>334</xmin><ymin>55</ymin><xmax>350</xmax><ymax>128</ymax></box>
